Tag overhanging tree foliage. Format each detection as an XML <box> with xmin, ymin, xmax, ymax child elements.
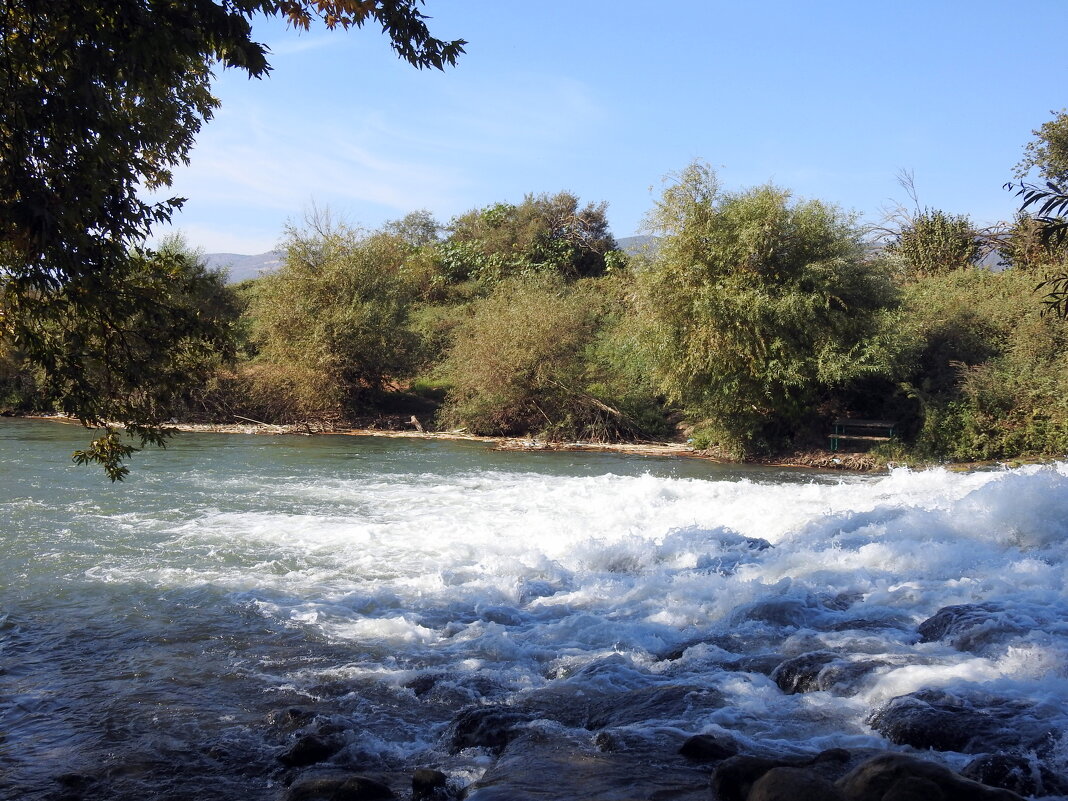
<box><xmin>0</xmin><ymin>0</ymin><xmax>464</xmax><ymax>477</ymax></box>
<box><xmin>1006</xmin><ymin>110</ymin><xmax>1068</xmax><ymax>316</ymax></box>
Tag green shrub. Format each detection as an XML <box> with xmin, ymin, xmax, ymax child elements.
<box><xmin>892</xmin><ymin>267</ymin><xmax>1068</xmax><ymax>459</ymax></box>
<box><xmin>249</xmin><ymin>221</ymin><xmax>417</xmax><ymax>420</ymax></box>
<box><xmin>439</xmin><ymin>274</ymin><xmax>666</xmax><ymax>440</ymax></box>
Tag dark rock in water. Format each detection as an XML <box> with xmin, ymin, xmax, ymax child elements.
<box><xmin>771</xmin><ymin>651</ymin><xmax>838</xmax><ymax>694</ymax></box>
<box><xmin>679</xmin><ymin>732</ymin><xmax>738</xmax><ymax>762</ymax></box>
<box><xmin>591</xmin><ymin>728</ymin><xmax>661</xmax><ymax>753</ymax></box>
<box><xmin>720</xmin><ymin>652</ymin><xmax>786</xmax><ymax>675</ymax></box>
<box><xmin>582</xmin><ymin>684</ymin><xmax>723</xmax><ymax>729</ymax></box>
<box><xmin>464</xmin><ymin>731</ymin><xmax>709</xmax><ymax>801</ymax></box>
<box><xmin>445</xmin><ymin>705</ymin><xmax>534</xmax><ymax>754</ymax></box>
<box><xmin>279</xmin><ymin>733</ymin><xmax>344</xmax><ymax>767</ymax></box>
<box><xmin>53</xmin><ymin>773</ymin><xmax>102</xmax><ymax>800</ymax></box>
<box><xmin>709</xmin><ymin>760</ymin><xmax>803</xmax><ymax>801</ymax></box>
<box><xmin>814</xmin><ymin>659</ymin><xmax>884</xmax><ymax>695</ymax></box>
<box><xmin>268</xmin><ymin>707</ymin><xmax>317</xmax><ymax>730</ymax></box>
<box><xmin>880</xmin><ymin>776</ymin><xmax>945</xmax><ymax>801</ymax></box>
<box><xmin>477</xmin><ymin>605</ymin><xmax>524</xmax><ymax>626</ymax></box>
<box><xmin>748</xmin><ymin>766</ymin><xmax>847</xmax><ymax>801</ymax></box>
<box><xmin>916</xmin><ymin>603</ymin><xmax>1026</xmax><ymax>653</ymax></box>
<box><xmin>829</xmin><ymin>614</ymin><xmax>912</xmax><ymax>633</ymax></box>
<box><xmin>824</xmin><ymin>590</ymin><xmax>864</xmax><ymax>611</ymax></box>
<box><xmin>712</xmin><ymin>750</ymin><xmax>859</xmax><ymax>801</ymax></box>
<box><xmin>286</xmin><ymin>773</ymin><xmax>395</xmax><ymax>801</ymax></box>
<box><xmin>868</xmin><ymin>689</ymin><xmax>1053</xmax><ymax>754</ymax></box>
<box><xmin>962</xmin><ymin>752</ymin><xmax>1068</xmax><ymax>797</ymax></box>
<box><xmin>729</xmin><ymin>597</ymin><xmax>822</xmax><ymax>628</ymax></box>
<box><xmin>835</xmin><ymin>753</ymin><xmax>1025</xmax><ymax>801</ymax></box>
<box><xmin>712</xmin><ymin>756</ymin><xmax>802</xmax><ymax>801</ymax></box>
<box><xmin>403</xmin><ymin>673</ymin><xmax>440</xmax><ymax>697</ymax></box>
<box><xmin>411</xmin><ymin>768</ymin><xmax>451</xmax><ymax>801</ymax></box>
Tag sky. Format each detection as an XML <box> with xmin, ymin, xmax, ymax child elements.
<box><xmin>153</xmin><ymin>0</ymin><xmax>1068</xmax><ymax>255</ymax></box>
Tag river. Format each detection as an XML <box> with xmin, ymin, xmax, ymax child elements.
<box><xmin>1</xmin><ymin>419</ymin><xmax>1066</xmax><ymax>800</ymax></box>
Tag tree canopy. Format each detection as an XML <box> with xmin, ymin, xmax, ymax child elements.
<box><xmin>884</xmin><ymin>209</ymin><xmax>981</xmax><ymax>282</ymax></box>
<box><xmin>1008</xmin><ymin>110</ymin><xmax>1068</xmax><ymax>314</ymax></box>
<box><xmin>249</xmin><ymin>218</ymin><xmax>417</xmax><ymax>419</ymax></box>
<box><xmin>636</xmin><ymin>162</ymin><xmax>895</xmax><ymax>454</ymax></box>
<box><xmin>440</xmin><ymin>191</ymin><xmax>620</xmax><ymax>284</ymax></box>
<box><xmin>0</xmin><ymin>0</ymin><xmax>463</xmax><ymax>476</ymax></box>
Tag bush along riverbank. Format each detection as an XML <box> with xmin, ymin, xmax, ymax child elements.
<box><xmin>7</xmin><ymin>164</ymin><xmax>1068</xmax><ymax>477</ymax></box>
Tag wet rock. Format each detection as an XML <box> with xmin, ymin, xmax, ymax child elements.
<box><xmin>829</xmin><ymin>614</ymin><xmax>912</xmax><ymax>633</ymax></box>
<box><xmin>880</xmin><ymin>776</ymin><xmax>945</xmax><ymax>801</ymax></box>
<box><xmin>464</xmin><ymin>731</ymin><xmax>709</xmax><ymax>801</ymax></box>
<box><xmin>53</xmin><ymin>773</ymin><xmax>101</xmax><ymax>800</ymax></box>
<box><xmin>411</xmin><ymin>768</ymin><xmax>451</xmax><ymax>801</ymax></box>
<box><xmin>729</xmin><ymin>597</ymin><xmax>821</xmax><ymax>628</ymax></box>
<box><xmin>279</xmin><ymin>733</ymin><xmax>344</xmax><ymax>767</ymax></box>
<box><xmin>770</xmin><ymin>651</ymin><xmax>838</xmax><ymax>693</ymax></box>
<box><xmin>916</xmin><ymin>603</ymin><xmax>1026</xmax><ymax>653</ymax></box>
<box><xmin>815</xmin><ymin>659</ymin><xmax>885</xmax><ymax>695</ymax></box>
<box><xmin>477</xmin><ymin>605</ymin><xmax>524</xmax><ymax>626</ymax></box>
<box><xmin>402</xmin><ymin>673</ymin><xmax>440</xmax><ymax>697</ymax></box>
<box><xmin>268</xmin><ymin>707</ymin><xmax>317</xmax><ymax>730</ymax></box>
<box><xmin>583</xmin><ymin>684</ymin><xmax>723</xmax><ymax>729</ymax></box>
<box><xmin>445</xmin><ymin>705</ymin><xmax>534</xmax><ymax>754</ymax></box>
<box><xmin>711</xmin><ymin>748</ymin><xmax>857</xmax><ymax>800</ymax></box>
<box><xmin>678</xmin><ymin>732</ymin><xmax>738</xmax><ymax>762</ymax></box>
<box><xmin>712</xmin><ymin>756</ymin><xmax>801</xmax><ymax>801</ymax></box>
<box><xmin>719</xmin><ymin>653</ymin><xmax>786</xmax><ymax>675</ymax></box>
<box><xmin>868</xmin><ymin>689</ymin><xmax>1053</xmax><ymax>754</ymax></box>
<box><xmin>961</xmin><ymin>752</ymin><xmax>1068</xmax><ymax>797</ymax></box>
<box><xmin>592</xmin><ymin>728</ymin><xmax>658</xmax><ymax>753</ymax></box>
<box><xmin>835</xmin><ymin>753</ymin><xmax>1025</xmax><ymax>801</ymax></box>
<box><xmin>749</xmin><ymin>766</ymin><xmax>847</xmax><ymax>801</ymax></box>
<box><xmin>285</xmin><ymin>773</ymin><xmax>395</xmax><ymax>801</ymax></box>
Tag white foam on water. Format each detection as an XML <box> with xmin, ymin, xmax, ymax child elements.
<box><xmin>63</xmin><ymin>458</ymin><xmax>1068</xmax><ymax>758</ymax></box>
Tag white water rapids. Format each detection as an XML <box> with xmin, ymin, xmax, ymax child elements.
<box><xmin>1</xmin><ymin>421</ymin><xmax>1066</xmax><ymax>799</ymax></box>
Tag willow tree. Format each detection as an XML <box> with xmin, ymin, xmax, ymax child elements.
<box><xmin>248</xmin><ymin>220</ymin><xmax>417</xmax><ymax>422</ymax></box>
<box><xmin>637</xmin><ymin>162</ymin><xmax>895</xmax><ymax>455</ymax></box>
<box><xmin>0</xmin><ymin>0</ymin><xmax>463</xmax><ymax>477</ymax></box>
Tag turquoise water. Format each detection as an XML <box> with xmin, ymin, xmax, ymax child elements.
<box><xmin>1</xmin><ymin>419</ymin><xmax>1066</xmax><ymax>799</ymax></box>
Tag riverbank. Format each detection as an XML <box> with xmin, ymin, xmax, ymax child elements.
<box><xmin>158</xmin><ymin>419</ymin><xmax>886</xmax><ymax>471</ymax></box>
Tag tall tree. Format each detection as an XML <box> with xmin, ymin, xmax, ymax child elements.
<box><xmin>440</xmin><ymin>191</ymin><xmax>620</xmax><ymax>284</ymax></box>
<box><xmin>249</xmin><ymin>218</ymin><xmax>417</xmax><ymax>420</ymax></box>
<box><xmin>0</xmin><ymin>0</ymin><xmax>464</xmax><ymax>476</ymax></box>
<box><xmin>636</xmin><ymin>162</ymin><xmax>895</xmax><ymax>455</ymax></box>
<box><xmin>1015</xmin><ymin>110</ymin><xmax>1068</xmax><ymax>185</ymax></box>
<box><xmin>1008</xmin><ymin>110</ymin><xmax>1068</xmax><ymax>314</ymax></box>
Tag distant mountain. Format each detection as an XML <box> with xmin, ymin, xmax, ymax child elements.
<box><xmin>203</xmin><ymin>251</ymin><xmax>282</xmax><ymax>283</ymax></box>
<box><xmin>617</xmin><ymin>235</ymin><xmax>658</xmax><ymax>256</ymax></box>
<box><xmin>205</xmin><ymin>239</ymin><xmax>655</xmax><ymax>282</ymax></box>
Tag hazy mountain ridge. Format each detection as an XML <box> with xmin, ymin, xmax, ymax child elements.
<box><xmin>203</xmin><ymin>251</ymin><xmax>282</xmax><ymax>283</ymax></box>
<box><xmin>206</xmin><ymin>238</ymin><xmax>653</xmax><ymax>284</ymax></box>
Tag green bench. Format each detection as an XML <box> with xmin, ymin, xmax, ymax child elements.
<box><xmin>829</xmin><ymin>418</ymin><xmax>897</xmax><ymax>452</ymax></box>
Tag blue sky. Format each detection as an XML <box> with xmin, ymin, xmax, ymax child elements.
<box><xmin>154</xmin><ymin>0</ymin><xmax>1068</xmax><ymax>255</ymax></box>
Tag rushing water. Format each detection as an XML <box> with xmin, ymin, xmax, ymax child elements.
<box><xmin>1</xmin><ymin>419</ymin><xmax>1067</xmax><ymax>800</ymax></box>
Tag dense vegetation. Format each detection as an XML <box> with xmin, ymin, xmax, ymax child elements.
<box><xmin>6</xmin><ymin>108</ymin><xmax>1068</xmax><ymax>469</ymax></box>
<box><xmin>0</xmin><ymin>0</ymin><xmax>464</xmax><ymax>477</ymax></box>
